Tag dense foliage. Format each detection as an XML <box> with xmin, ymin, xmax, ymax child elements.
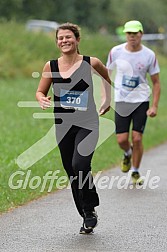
<box><xmin>0</xmin><ymin>0</ymin><xmax>167</xmax><ymax>33</ymax></box>
<box><xmin>0</xmin><ymin>22</ymin><xmax>116</xmax><ymax>78</ymax></box>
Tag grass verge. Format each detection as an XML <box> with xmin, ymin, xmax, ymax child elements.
<box><xmin>1</xmin><ymin>65</ymin><xmax>167</xmax><ymax>213</ymax></box>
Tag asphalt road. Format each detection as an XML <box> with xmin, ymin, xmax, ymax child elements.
<box><xmin>0</xmin><ymin>142</ymin><xmax>167</xmax><ymax>252</ymax></box>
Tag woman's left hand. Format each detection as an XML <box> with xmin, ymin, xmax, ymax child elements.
<box><xmin>99</xmin><ymin>104</ymin><xmax>111</xmax><ymax>115</ymax></box>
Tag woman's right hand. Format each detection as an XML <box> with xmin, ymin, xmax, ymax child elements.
<box><xmin>39</xmin><ymin>96</ymin><xmax>51</xmax><ymax>110</ymax></box>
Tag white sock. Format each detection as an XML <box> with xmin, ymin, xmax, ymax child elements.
<box><xmin>131</xmin><ymin>167</ymin><xmax>139</xmax><ymax>172</ymax></box>
<box><xmin>125</xmin><ymin>148</ymin><xmax>132</xmax><ymax>156</ymax></box>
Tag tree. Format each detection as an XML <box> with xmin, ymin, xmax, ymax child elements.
<box><xmin>0</xmin><ymin>0</ymin><xmax>167</xmax><ymax>33</ymax></box>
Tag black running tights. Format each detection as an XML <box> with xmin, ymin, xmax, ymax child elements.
<box><xmin>56</xmin><ymin>125</ymin><xmax>99</xmax><ymax>217</ymax></box>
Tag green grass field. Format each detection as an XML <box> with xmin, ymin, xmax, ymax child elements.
<box><xmin>0</xmin><ymin>22</ymin><xmax>167</xmax><ymax>213</ymax></box>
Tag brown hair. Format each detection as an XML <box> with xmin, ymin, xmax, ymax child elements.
<box><xmin>56</xmin><ymin>22</ymin><xmax>81</xmax><ymax>53</ymax></box>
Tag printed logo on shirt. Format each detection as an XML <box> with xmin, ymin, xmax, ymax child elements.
<box><xmin>135</xmin><ymin>62</ymin><xmax>145</xmax><ymax>71</ymax></box>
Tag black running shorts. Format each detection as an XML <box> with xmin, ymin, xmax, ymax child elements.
<box><xmin>115</xmin><ymin>102</ymin><xmax>149</xmax><ymax>134</ymax></box>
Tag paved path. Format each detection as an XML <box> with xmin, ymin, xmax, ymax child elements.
<box><xmin>0</xmin><ymin>142</ymin><xmax>167</xmax><ymax>252</ymax></box>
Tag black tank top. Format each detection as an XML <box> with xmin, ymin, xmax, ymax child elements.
<box><xmin>50</xmin><ymin>56</ymin><xmax>98</xmax><ymax>125</ymax></box>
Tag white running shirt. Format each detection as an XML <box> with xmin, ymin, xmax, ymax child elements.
<box><xmin>106</xmin><ymin>43</ymin><xmax>160</xmax><ymax>103</ymax></box>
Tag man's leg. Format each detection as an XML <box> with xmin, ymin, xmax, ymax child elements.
<box><xmin>115</xmin><ymin>102</ymin><xmax>132</xmax><ymax>172</ymax></box>
<box><xmin>131</xmin><ymin>130</ymin><xmax>143</xmax><ymax>169</ymax></box>
<box><xmin>116</xmin><ymin>132</ymin><xmax>132</xmax><ymax>172</ymax></box>
<box><xmin>130</xmin><ymin>131</ymin><xmax>144</xmax><ymax>185</ymax></box>
<box><xmin>116</xmin><ymin>132</ymin><xmax>130</xmax><ymax>152</ymax></box>
<box><xmin>130</xmin><ymin>102</ymin><xmax>149</xmax><ymax>184</ymax></box>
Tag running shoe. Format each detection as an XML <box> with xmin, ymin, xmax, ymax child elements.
<box><xmin>121</xmin><ymin>154</ymin><xmax>131</xmax><ymax>172</ymax></box>
<box><xmin>131</xmin><ymin>171</ymin><xmax>144</xmax><ymax>185</ymax></box>
<box><xmin>79</xmin><ymin>224</ymin><xmax>93</xmax><ymax>234</ymax></box>
<box><xmin>79</xmin><ymin>210</ymin><xmax>98</xmax><ymax>234</ymax></box>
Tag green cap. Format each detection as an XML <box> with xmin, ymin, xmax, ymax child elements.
<box><xmin>123</xmin><ymin>20</ymin><xmax>143</xmax><ymax>33</ymax></box>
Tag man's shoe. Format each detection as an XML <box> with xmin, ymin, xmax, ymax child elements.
<box><xmin>121</xmin><ymin>154</ymin><xmax>131</xmax><ymax>172</ymax></box>
<box><xmin>131</xmin><ymin>171</ymin><xmax>144</xmax><ymax>185</ymax></box>
<box><xmin>79</xmin><ymin>210</ymin><xmax>98</xmax><ymax>234</ymax></box>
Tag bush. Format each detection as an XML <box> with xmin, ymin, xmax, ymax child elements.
<box><xmin>0</xmin><ymin>21</ymin><xmax>115</xmax><ymax>78</ymax></box>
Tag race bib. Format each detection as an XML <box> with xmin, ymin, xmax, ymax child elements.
<box><xmin>122</xmin><ymin>75</ymin><xmax>139</xmax><ymax>89</ymax></box>
<box><xmin>60</xmin><ymin>89</ymin><xmax>88</xmax><ymax>111</ymax></box>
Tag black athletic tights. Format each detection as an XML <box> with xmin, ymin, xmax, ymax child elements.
<box><xmin>56</xmin><ymin>125</ymin><xmax>99</xmax><ymax>217</ymax></box>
